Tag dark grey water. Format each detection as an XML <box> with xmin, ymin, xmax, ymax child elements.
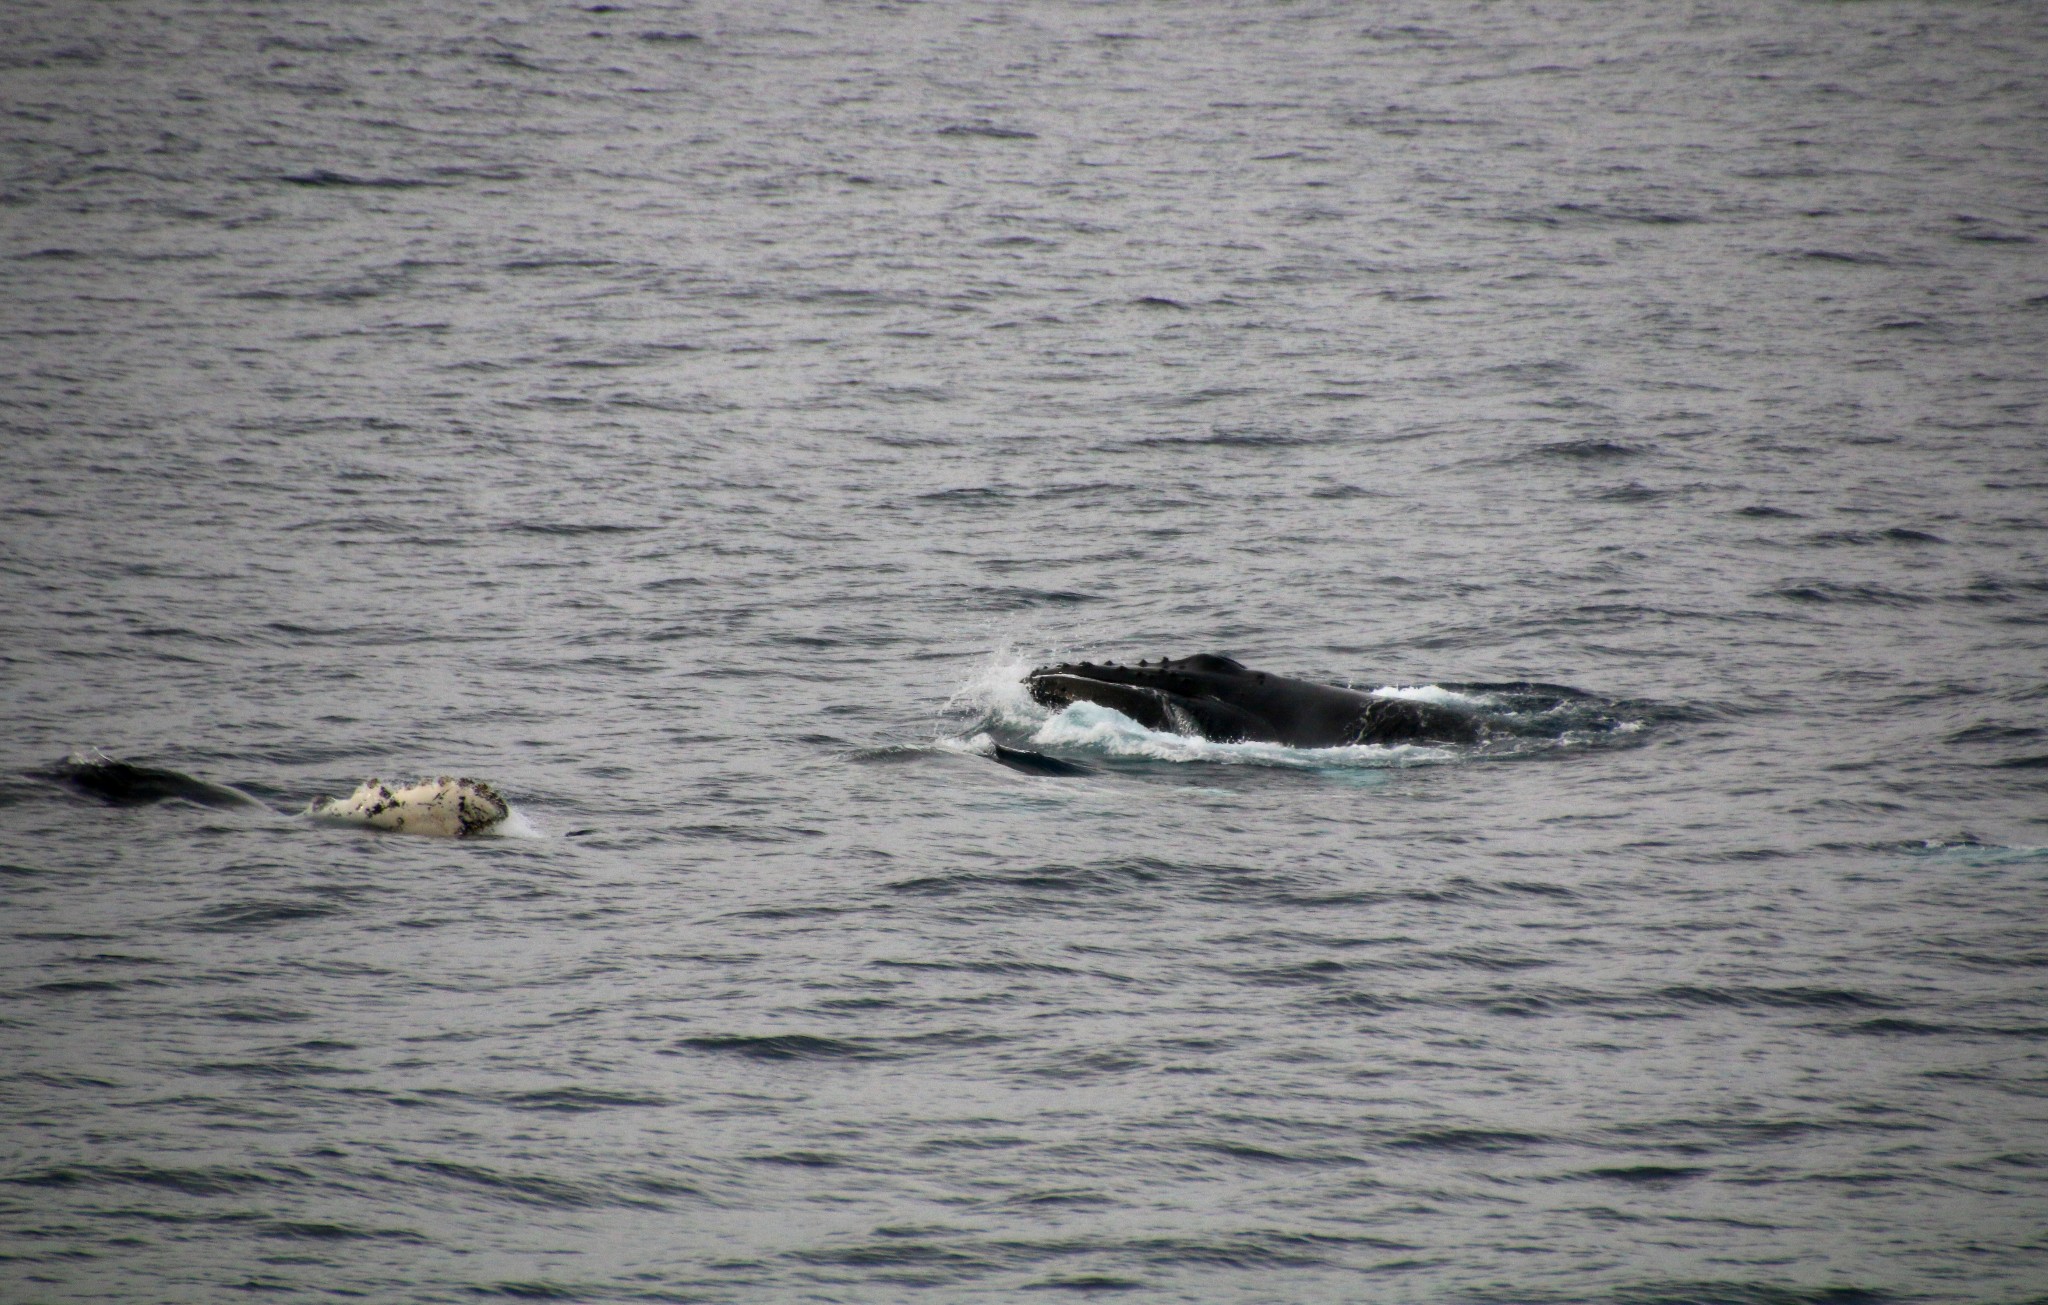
<box><xmin>3</xmin><ymin>1</ymin><xmax>2046</xmax><ymax>1300</ymax></box>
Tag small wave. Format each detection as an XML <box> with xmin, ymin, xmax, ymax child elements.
<box><xmin>187</xmin><ymin>900</ymin><xmax>344</xmax><ymax>933</ymax></box>
<box><xmin>1550</xmin><ymin>202</ymin><xmax>1702</xmax><ymax>225</ymax></box>
<box><xmin>674</xmin><ymin>1034</ymin><xmax>887</xmax><ymax>1061</ymax></box>
<box><xmin>503</xmin><ymin>1087</ymin><xmax>670</xmax><ymax>1113</ymax></box>
<box><xmin>748</xmin><ymin>1151</ymin><xmax>845</xmax><ymax>1168</ymax></box>
<box><xmin>1567</xmin><ymin>1165</ymin><xmax>1709</xmax><ymax>1184</ymax></box>
<box><xmin>1134</xmin><ymin>427</ymin><xmax>1331</xmax><ymax>449</ymax></box>
<box><xmin>257</xmin><ymin>1220</ymin><xmax>428</xmax><ymax>1243</ymax></box>
<box><xmin>1841</xmin><ymin>1017</ymin><xmax>1954</xmax><ymax>1037</ymax></box>
<box><xmin>278</xmin><ymin>168</ymin><xmax>440</xmax><ymax>188</ymax></box>
<box><xmin>969</xmin><ymin>585</ymin><xmax>1105</xmax><ymax>611</ymax></box>
<box><xmin>1945</xmin><ymin>723</ymin><xmax>2041</xmax><ymax>745</ymax></box>
<box><xmin>1653</xmin><ymin>984</ymin><xmax>1900</xmax><ymax>1012</ymax></box>
<box><xmin>5</xmin><ymin>1162</ymin><xmax>283</xmax><ymax>1197</ymax></box>
<box><xmin>1798</xmin><ymin>248</ymin><xmax>1893</xmax><ymax>265</ymax></box>
<box><xmin>187</xmin><ymin>1057</ymin><xmax>365</xmax><ymax>1080</ymax></box>
<box><xmin>470</xmin><ymin>1280</ymin><xmax>586</xmax><ymax>1300</ymax></box>
<box><xmin>500</xmin><ymin>521</ymin><xmax>657</xmax><ymax>536</ymax></box>
<box><xmin>1768</xmin><ymin>580</ymin><xmax>1926</xmax><ymax>607</ymax></box>
<box><xmin>1802</xmin><ymin>528</ymin><xmax>1946</xmax><ymax>547</ymax></box>
<box><xmin>887</xmin><ymin>859</ymin><xmax>1170</xmax><ymax>901</ymax></box>
<box><xmin>937</xmin><ymin>121</ymin><xmax>1038</xmax><ymax>140</ymax></box>
<box><xmin>1022</xmin><ymin>1273</ymin><xmax>1151</xmax><ymax>1291</ymax></box>
<box><xmin>1527</xmin><ymin>439</ymin><xmax>1643</xmax><ymax>461</ymax></box>
<box><xmin>1898</xmin><ymin>838</ymin><xmax>2048</xmax><ymax>865</ymax></box>
<box><xmin>1193</xmin><ymin>1139</ymin><xmax>1364</xmax><ymax>1167</ymax></box>
<box><xmin>399</xmin><ymin>1159</ymin><xmax>673</xmax><ymax>1211</ymax></box>
<box><xmin>1386</xmin><ymin>1127</ymin><xmax>1549</xmax><ymax>1153</ymax></box>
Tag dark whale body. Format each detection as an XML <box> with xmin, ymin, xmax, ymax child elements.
<box><xmin>1026</xmin><ymin>653</ymin><xmax>1480</xmax><ymax>748</ymax></box>
<box><xmin>49</xmin><ymin>752</ymin><xmax>262</xmax><ymax>809</ymax></box>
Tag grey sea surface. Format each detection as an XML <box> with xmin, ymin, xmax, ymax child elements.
<box><xmin>3</xmin><ymin>1</ymin><xmax>2046</xmax><ymax>1301</ymax></box>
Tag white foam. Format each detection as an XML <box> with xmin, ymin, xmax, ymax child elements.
<box><xmin>1029</xmin><ymin>702</ymin><xmax>1449</xmax><ymax>769</ymax></box>
<box><xmin>1369</xmin><ymin>683</ymin><xmax>1491</xmax><ymax>709</ymax></box>
<box><xmin>943</xmin><ymin>645</ymin><xmax>1047</xmax><ymax>726</ymax></box>
<box><xmin>935</xmin><ymin>732</ymin><xmax>1000</xmax><ymax>759</ymax></box>
<box><xmin>488</xmin><ymin>807</ymin><xmax>546</xmax><ymax>839</ymax></box>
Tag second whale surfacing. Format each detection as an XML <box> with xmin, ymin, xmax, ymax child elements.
<box><xmin>1026</xmin><ymin>653</ymin><xmax>1481</xmax><ymax>748</ymax></box>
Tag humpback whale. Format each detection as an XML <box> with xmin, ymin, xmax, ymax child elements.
<box><xmin>1026</xmin><ymin>654</ymin><xmax>1480</xmax><ymax>747</ymax></box>
<box><xmin>48</xmin><ymin>751</ymin><xmax>514</xmax><ymax>838</ymax></box>
<box><xmin>308</xmin><ymin>777</ymin><xmax>508</xmax><ymax>838</ymax></box>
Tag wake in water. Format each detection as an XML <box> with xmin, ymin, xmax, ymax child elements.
<box><xmin>940</xmin><ymin>649</ymin><xmax>1653</xmax><ymax>774</ymax></box>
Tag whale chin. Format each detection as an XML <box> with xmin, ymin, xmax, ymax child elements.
<box><xmin>309</xmin><ymin>776</ymin><xmax>509</xmax><ymax>838</ymax></box>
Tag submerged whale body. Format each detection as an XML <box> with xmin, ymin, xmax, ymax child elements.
<box><xmin>1027</xmin><ymin>653</ymin><xmax>1481</xmax><ymax>748</ymax></box>
<box><xmin>51</xmin><ymin>750</ymin><xmax>263</xmax><ymax>809</ymax></box>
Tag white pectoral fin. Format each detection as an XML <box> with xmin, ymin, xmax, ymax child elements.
<box><xmin>309</xmin><ymin>776</ymin><xmax>509</xmax><ymax>837</ymax></box>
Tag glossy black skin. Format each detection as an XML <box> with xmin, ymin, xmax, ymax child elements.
<box><xmin>1026</xmin><ymin>653</ymin><xmax>1480</xmax><ymax>748</ymax></box>
<box><xmin>47</xmin><ymin>756</ymin><xmax>261</xmax><ymax>809</ymax></box>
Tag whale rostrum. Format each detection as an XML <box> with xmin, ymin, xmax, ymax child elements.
<box><xmin>1026</xmin><ymin>653</ymin><xmax>1480</xmax><ymax>747</ymax></box>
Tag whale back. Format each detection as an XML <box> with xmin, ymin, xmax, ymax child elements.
<box><xmin>49</xmin><ymin>751</ymin><xmax>262</xmax><ymax>809</ymax></box>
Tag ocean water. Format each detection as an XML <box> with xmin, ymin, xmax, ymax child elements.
<box><xmin>3</xmin><ymin>1</ymin><xmax>2046</xmax><ymax>1301</ymax></box>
